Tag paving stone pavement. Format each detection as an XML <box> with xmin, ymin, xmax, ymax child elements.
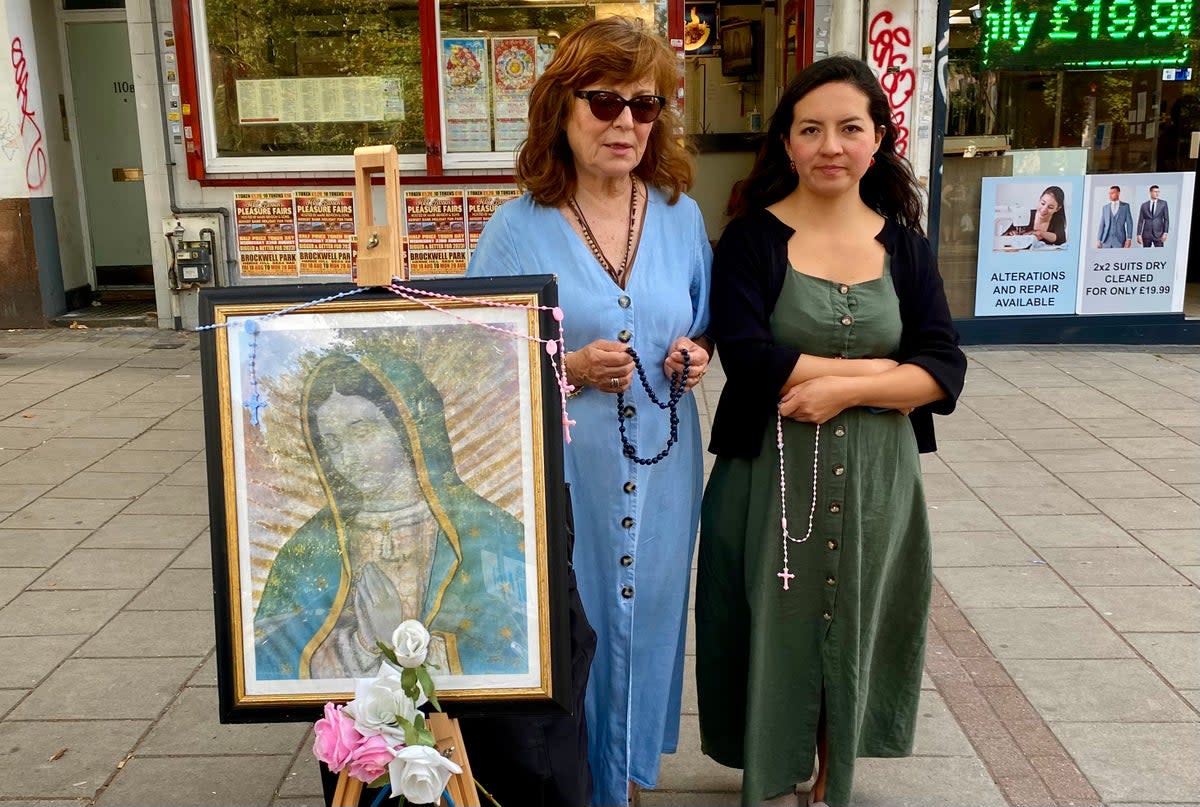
<box><xmin>0</xmin><ymin>329</ymin><xmax>1197</xmax><ymax>806</ymax></box>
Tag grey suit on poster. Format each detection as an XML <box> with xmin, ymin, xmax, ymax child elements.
<box><xmin>1096</xmin><ymin>201</ymin><xmax>1133</xmax><ymax>248</ymax></box>
<box><xmin>1137</xmin><ymin>198</ymin><xmax>1169</xmax><ymax>247</ymax></box>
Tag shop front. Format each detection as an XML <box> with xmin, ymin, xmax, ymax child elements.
<box><xmin>8</xmin><ymin>0</ymin><xmax>883</xmax><ymax>329</ymax></box>
<box><xmin>937</xmin><ymin>0</ymin><xmax>1200</xmax><ymax>341</ymax></box>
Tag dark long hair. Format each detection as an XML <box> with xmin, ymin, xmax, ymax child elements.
<box><xmin>1040</xmin><ymin>185</ymin><xmax>1067</xmax><ymax>234</ymax></box>
<box><xmin>733</xmin><ymin>55</ymin><xmax>924</xmax><ymax>232</ymax></box>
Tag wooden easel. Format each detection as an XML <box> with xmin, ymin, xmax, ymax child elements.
<box><xmin>353</xmin><ymin>145</ymin><xmax>408</xmax><ymax>286</ymax></box>
<box><xmin>331</xmin><ymin>146</ymin><xmax>480</xmax><ymax>807</ymax></box>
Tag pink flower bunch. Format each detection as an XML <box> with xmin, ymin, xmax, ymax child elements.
<box><xmin>312</xmin><ymin>702</ymin><xmax>397</xmax><ymax>783</ymax></box>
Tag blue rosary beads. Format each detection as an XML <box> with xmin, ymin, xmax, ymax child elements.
<box><xmin>616</xmin><ymin>347</ymin><xmax>689</xmax><ymax>466</ymax></box>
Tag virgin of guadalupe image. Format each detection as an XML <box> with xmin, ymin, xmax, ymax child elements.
<box><xmin>251</xmin><ymin>349</ymin><xmax>529</xmax><ymax>680</ymax></box>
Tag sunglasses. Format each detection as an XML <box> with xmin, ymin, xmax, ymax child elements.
<box><xmin>574</xmin><ymin>90</ymin><xmax>667</xmax><ymax>124</ymax></box>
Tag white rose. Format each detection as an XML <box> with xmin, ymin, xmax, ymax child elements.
<box><xmin>391</xmin><ymin>619</ymin><xmax>432</xmax><ymax>668</ymax></box>
<box><xmin>388</xmin><ymin>745</ymin><xmax>462</xmax><ymax>805</ymax></box>
<box><xmin>346</xmin><ymin>664</ymin><xmax>425</xmax><ymax>746</ymax></box>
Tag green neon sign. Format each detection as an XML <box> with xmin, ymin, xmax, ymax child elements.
<box><xmin>982</xmin><ymin>0</ymin><xmax>1193</xmax><ymax>68</ymax></box>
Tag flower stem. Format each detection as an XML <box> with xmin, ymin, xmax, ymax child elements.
<box><xmin>474</xmin><ymin>778</ymin><xmax>503</xmax><ymax>807</ymax></box>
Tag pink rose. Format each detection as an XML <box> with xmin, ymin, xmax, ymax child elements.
<box><xmin>312</xmin><ymin>702</ymin><xmax>360</xmax><ymax>773</ymax></box>
<box><xmin>347</xmin><ymin>733</ymin><xmax>396</xmax><ymax>783</ymax></box>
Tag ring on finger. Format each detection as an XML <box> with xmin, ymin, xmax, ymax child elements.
<box><xmin>610</xmin><ymin>377</ymin><xmax>619</xmax><ymax>390</ymax></box>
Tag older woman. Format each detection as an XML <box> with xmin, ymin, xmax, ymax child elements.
<box><xmin>467</xmin><ymin>16</ymin><xmax>712</xmax><ymax>806</ymax></box>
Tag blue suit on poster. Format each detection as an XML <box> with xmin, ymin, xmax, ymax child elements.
<box><xmin>1096</xmin><ymin>198</ymin><xmax>1133</xmax><ymax>248</ymax></box>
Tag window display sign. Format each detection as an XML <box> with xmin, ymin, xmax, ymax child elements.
<box><xmin>295</xmin><ymin>191</ymin><xmax>354</xmax><ymax>275</ymax></box>
<box><xmin>1076</xmin><ymin>172</ymin><xmax>1195</xmax><ymax>314</ymax></box>
<box><xmin>974</xmin><ymin>176</ymin><xmax>1084</xmax><ymax>315</ymax></box>
<box><xmin>442</xmin><ymin>37</ymin><xmax>491</xmax><ymax>152</ymax></box>
<box><xmin>404</xmin><ymin>190</ymin><xmax>469</xmax><ymax>276</ymax></box>
<box><xmin>236</xmin><ymin>77</ymin><xmax>404</xmax><ymax>125</ymax></box>
<box><xmin>491</xmin><ymin>37</ymin><xmax>538</xmax><ymax>154</ymax></box>
<box><xmin>235</xmin><ymin>192</ymin><xmax>299</xmax><ymax>276</ymax></box>
<box><xmin>982</xmin><ymin>0</ymin><xmax>1194</xmax><ymax>68</ymax></box>
<box><xmin>467</xmin><ymin>188</ymin><xmax>522</xmax><ymax>251</ymax></box>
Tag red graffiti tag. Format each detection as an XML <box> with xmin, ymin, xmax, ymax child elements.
<box><xmin>867</xmin><ymin>11</ymin><xmax>914</xmax><ymax>158</ymax></box>
<box><xmin>11</xmin><ymin>37</ymin><xmax>48</xmax><ymax>192</ymax></box>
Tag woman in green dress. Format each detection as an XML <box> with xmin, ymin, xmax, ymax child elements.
<box><xmin>696</xmin><ymin>57</ymin><xmax>966</xmax><ymax>806</ymax></box>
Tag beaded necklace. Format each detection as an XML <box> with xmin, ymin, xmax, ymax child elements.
<box><xmin>616</xmin><ymin>347</ymin><xmax>689</xmax><ymax>465</ymax></box>
<box><xmin>568</xmin><ymin>179</ymin><xmax>639</xmax><ymax>288</ymax></box>
<box><xmin>776</xmin><ymin>410</ymin><xmax>819</xmax><ymax>591</ymax></box>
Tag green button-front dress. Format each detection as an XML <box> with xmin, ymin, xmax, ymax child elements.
<box><xmin>696</xmin><ymin>261</ymin><xmax>932</xmax><ymax>806</ymax></box>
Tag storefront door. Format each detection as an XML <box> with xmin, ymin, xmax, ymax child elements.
<box><xmin>65</xmin><ymin>20</ymin><xmax>152</xmax><ymax>289</ymax></box>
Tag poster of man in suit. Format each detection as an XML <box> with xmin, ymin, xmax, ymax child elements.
<box><xmin>1078</xmin><ymin>172</ymin><xmax>1193</xmax><ymax>315</ymax></box>
<box><xmin>1095</xmin><ymin>185</ymin><xmax>1133</xmax><ymax>248</ymax></box>
<box><xmin>1136</xmin><ymin>185</ymin><xmax>1169</xmax><ymax>247</ymax></box>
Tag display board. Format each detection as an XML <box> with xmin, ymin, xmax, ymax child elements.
<box><xmin>974</xmin><ymin>176</ymin><xmax>1084</xmax><ymax>315</ymax></box>
<box><xmin>973</xmin><ymin>171</ymin><xmax>1194</xmax><ymax>316</ymax></box>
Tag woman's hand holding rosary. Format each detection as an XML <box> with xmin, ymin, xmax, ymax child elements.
<box><xmin>664</xmin><ymin>336</ymin><xmax>710</xmax><ymax>391</ymax></box>
<box><xmin>566</xmin><ymin>340</ymin><xmax>635</xmax><ymax>394</ymax></box>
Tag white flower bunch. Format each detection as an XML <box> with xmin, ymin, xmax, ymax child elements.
<box><xmin>316</xmin><ymin>619</ymin><xmax>464</xmax><ymax>805</ymax></box>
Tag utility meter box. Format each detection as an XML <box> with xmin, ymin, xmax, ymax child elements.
<box><xmin>175</xmin><ymin>240</ymin><xmax>214</xmax><ymax>284</ymax></box>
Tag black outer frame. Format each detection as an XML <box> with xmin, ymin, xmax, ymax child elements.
<box><xmin>719</xmin><ymin>19</ymin><xmax>760</xmax><ymax>78</ymax></box>
<box><xmin>199</xmin><ymin>276</ymin><xmax>570</xmax><ymax>723</ymax></box>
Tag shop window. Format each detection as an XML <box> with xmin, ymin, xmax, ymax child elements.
<box><xmin>435</xmin><ymin>0</ymin><xmax>665</xmax><ymax>165</ymax></box>
<box><xmin>196</xmin><ymin>0</ymin><xmax>425</xmax><ymax>171</ymax></box>
<box><xmin>937</xmin><ymin>0</ymin><xmax>1198</xmax><ymax>318</ymax></box>
<box><xmin>191</xmin><ymin>0</ymin><xmax>667</xmax><ymax>173</ymax></box>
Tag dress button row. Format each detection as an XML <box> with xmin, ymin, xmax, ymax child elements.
<box><xmin>826</xmin><ymin>539</ymin><xmax>839</xmax><ymax>550</ymax></box>
<box><xmin>620</xmin><ymin>555</ymin><xmax>633</xmax><ymax>567</ymax></box>
<box><xmin>833</xmin><ymin>464</ymin><xmax>845</xmax><ymax>476</ymax></box>
<box><xmin>822</xmin><ymin>610</ymin><xmax>832</xmax><ymax>621</ymax></box>
<box><xmin>840</xmin><ymin>315</ymin><xmax>853</xmax><ymax>326</ymax></box>
<box><xmin>618</xmin><ymin>330</ymin><xmax>632</xmax><ymax>343</ymax></box>
<box><xmin>829</xmin><ymin>502</ymin><xmax>842</xmax><ymax>514</ymax></box>
<box><xmin>825</xmin><ymin>576</ymin><xmax>836</xmax><ymax>586</ymax></box>
<box><xmin>621</xmin><ymin>585</ymin><xmax>634</xmax><ymax>599</ymax></box>
<box><xmin>621</xmin><ymin>516</ymin><xmax>634</xmax><ymax>529</ymax></box>
<box><xmin>623</xmin><ymin>480</ymin><xmax>636</xmax><ymax>493</ymax></box>
<box><xmin>838</xmin><ymin>284</ymin><xmax>849</xmax><ymax>294</ymax></box>
<box><xmin>618</xmin><ymin>295</ymin><xmax>631</xmax><ymax>308</ymax></box>
<box><xmin>834</xmin><ymin>425</ymin><xmax>846</xmax><ymax>437</ymax></box>
<box><xmin>623</xmin><ymin>405</ymin><xmax>636</xmax><ymax>418</ymax></box>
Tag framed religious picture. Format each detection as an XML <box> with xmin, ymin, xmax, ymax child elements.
<box><xmin>719</xmin><ymin>19</ymin><xmax>760</xmax><ymax>77</ymax></box>
<box><xmin>199</xmin><ymin>276</ymin><xmax>571</xmax><ymax>722</ymax></box>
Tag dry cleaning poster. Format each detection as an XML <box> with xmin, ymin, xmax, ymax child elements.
<box><xmin>974</xmin><ymin>176</ymin><xmax>1084</xmax><ymax>316</ymax></box>
<box><xmin>1076</xmin><ymin>171</ymin><xmax>1195</xmax><ymax>315</ymax></box>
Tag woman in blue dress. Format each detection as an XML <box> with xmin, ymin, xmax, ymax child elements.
<box><xmin>467</xmin><ymin>17</ymin><xmax>712</xmax><ymax>806</ymax></box>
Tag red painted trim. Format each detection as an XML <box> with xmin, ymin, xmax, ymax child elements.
<box><xmin>419</xmin><ymin>0</ymin><xmax>443</xmax><ymax>176</ymax></box>
<box><xmin>798</xmin><ymin>0</ymin><xmax>816</xmax><ymax>71</ymax></box>
<box><xmin>668</xmin><ymin>0</ymin><xmax>683</xmax><ymax>43</ymax></box>
<box><xmin>172</xmin><ymin>0</ymin><xmax>206</xmax><ymax>181</ymax></box>
<box><xmin>197</xmin><ymin>173</ymin><xmax>516</xmax><ymax>188</ymax></box>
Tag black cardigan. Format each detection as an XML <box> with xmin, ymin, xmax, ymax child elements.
<box><xmin>707</xmin><ymin>209</ymin><xmax>967</xmax><ymax>456</ymax></box>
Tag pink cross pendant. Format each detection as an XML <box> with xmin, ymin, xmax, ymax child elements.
<box><xmin>777</xmin><ymin>566</ymin><xmax>794</xmax><ymax>591</ymax></box>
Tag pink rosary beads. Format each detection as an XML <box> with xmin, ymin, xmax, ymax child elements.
<box><xmin>776</xmin><ymin>410</ymin><xmax>820</xmax><ymax>590</ymax></box>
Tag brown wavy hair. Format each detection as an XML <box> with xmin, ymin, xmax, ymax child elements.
<box><xmin>516</xmin><ymin>16</ymin><xmax>694</xmax><ymax>207</ymax></box>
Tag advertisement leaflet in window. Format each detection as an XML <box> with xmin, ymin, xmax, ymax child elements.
<box><xmin>466</xmin><ymin>187</ymin><xmax>522</xmax><ymax>252</ymax></box>
<box><xmin>235</xmin><ymin>192</ymin><xmax>299</xmax><ymax>277</ymax></box>
<box><xmin>405</xmin><ymin>190</ymin><xmax>469</xmax><ymax>276</ymax></box>
<box><xmin>296</xmin><ymin>191</ymin><xmax>354</xmax><ymax>276</ymax></box>
<box><xmin>491</xmin><ymin>36</ymin><xmax>538</xmax><ymax>154</ymax></box>
<box><xmin>442</xmin><ymin>38</ymin><xmax>491</xmax><ymax>152</ymax></box>
<box><xmin>1076</xmin><ymin>171</ymin><xmax>1195</xmax><ymax>315</ymax></box>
